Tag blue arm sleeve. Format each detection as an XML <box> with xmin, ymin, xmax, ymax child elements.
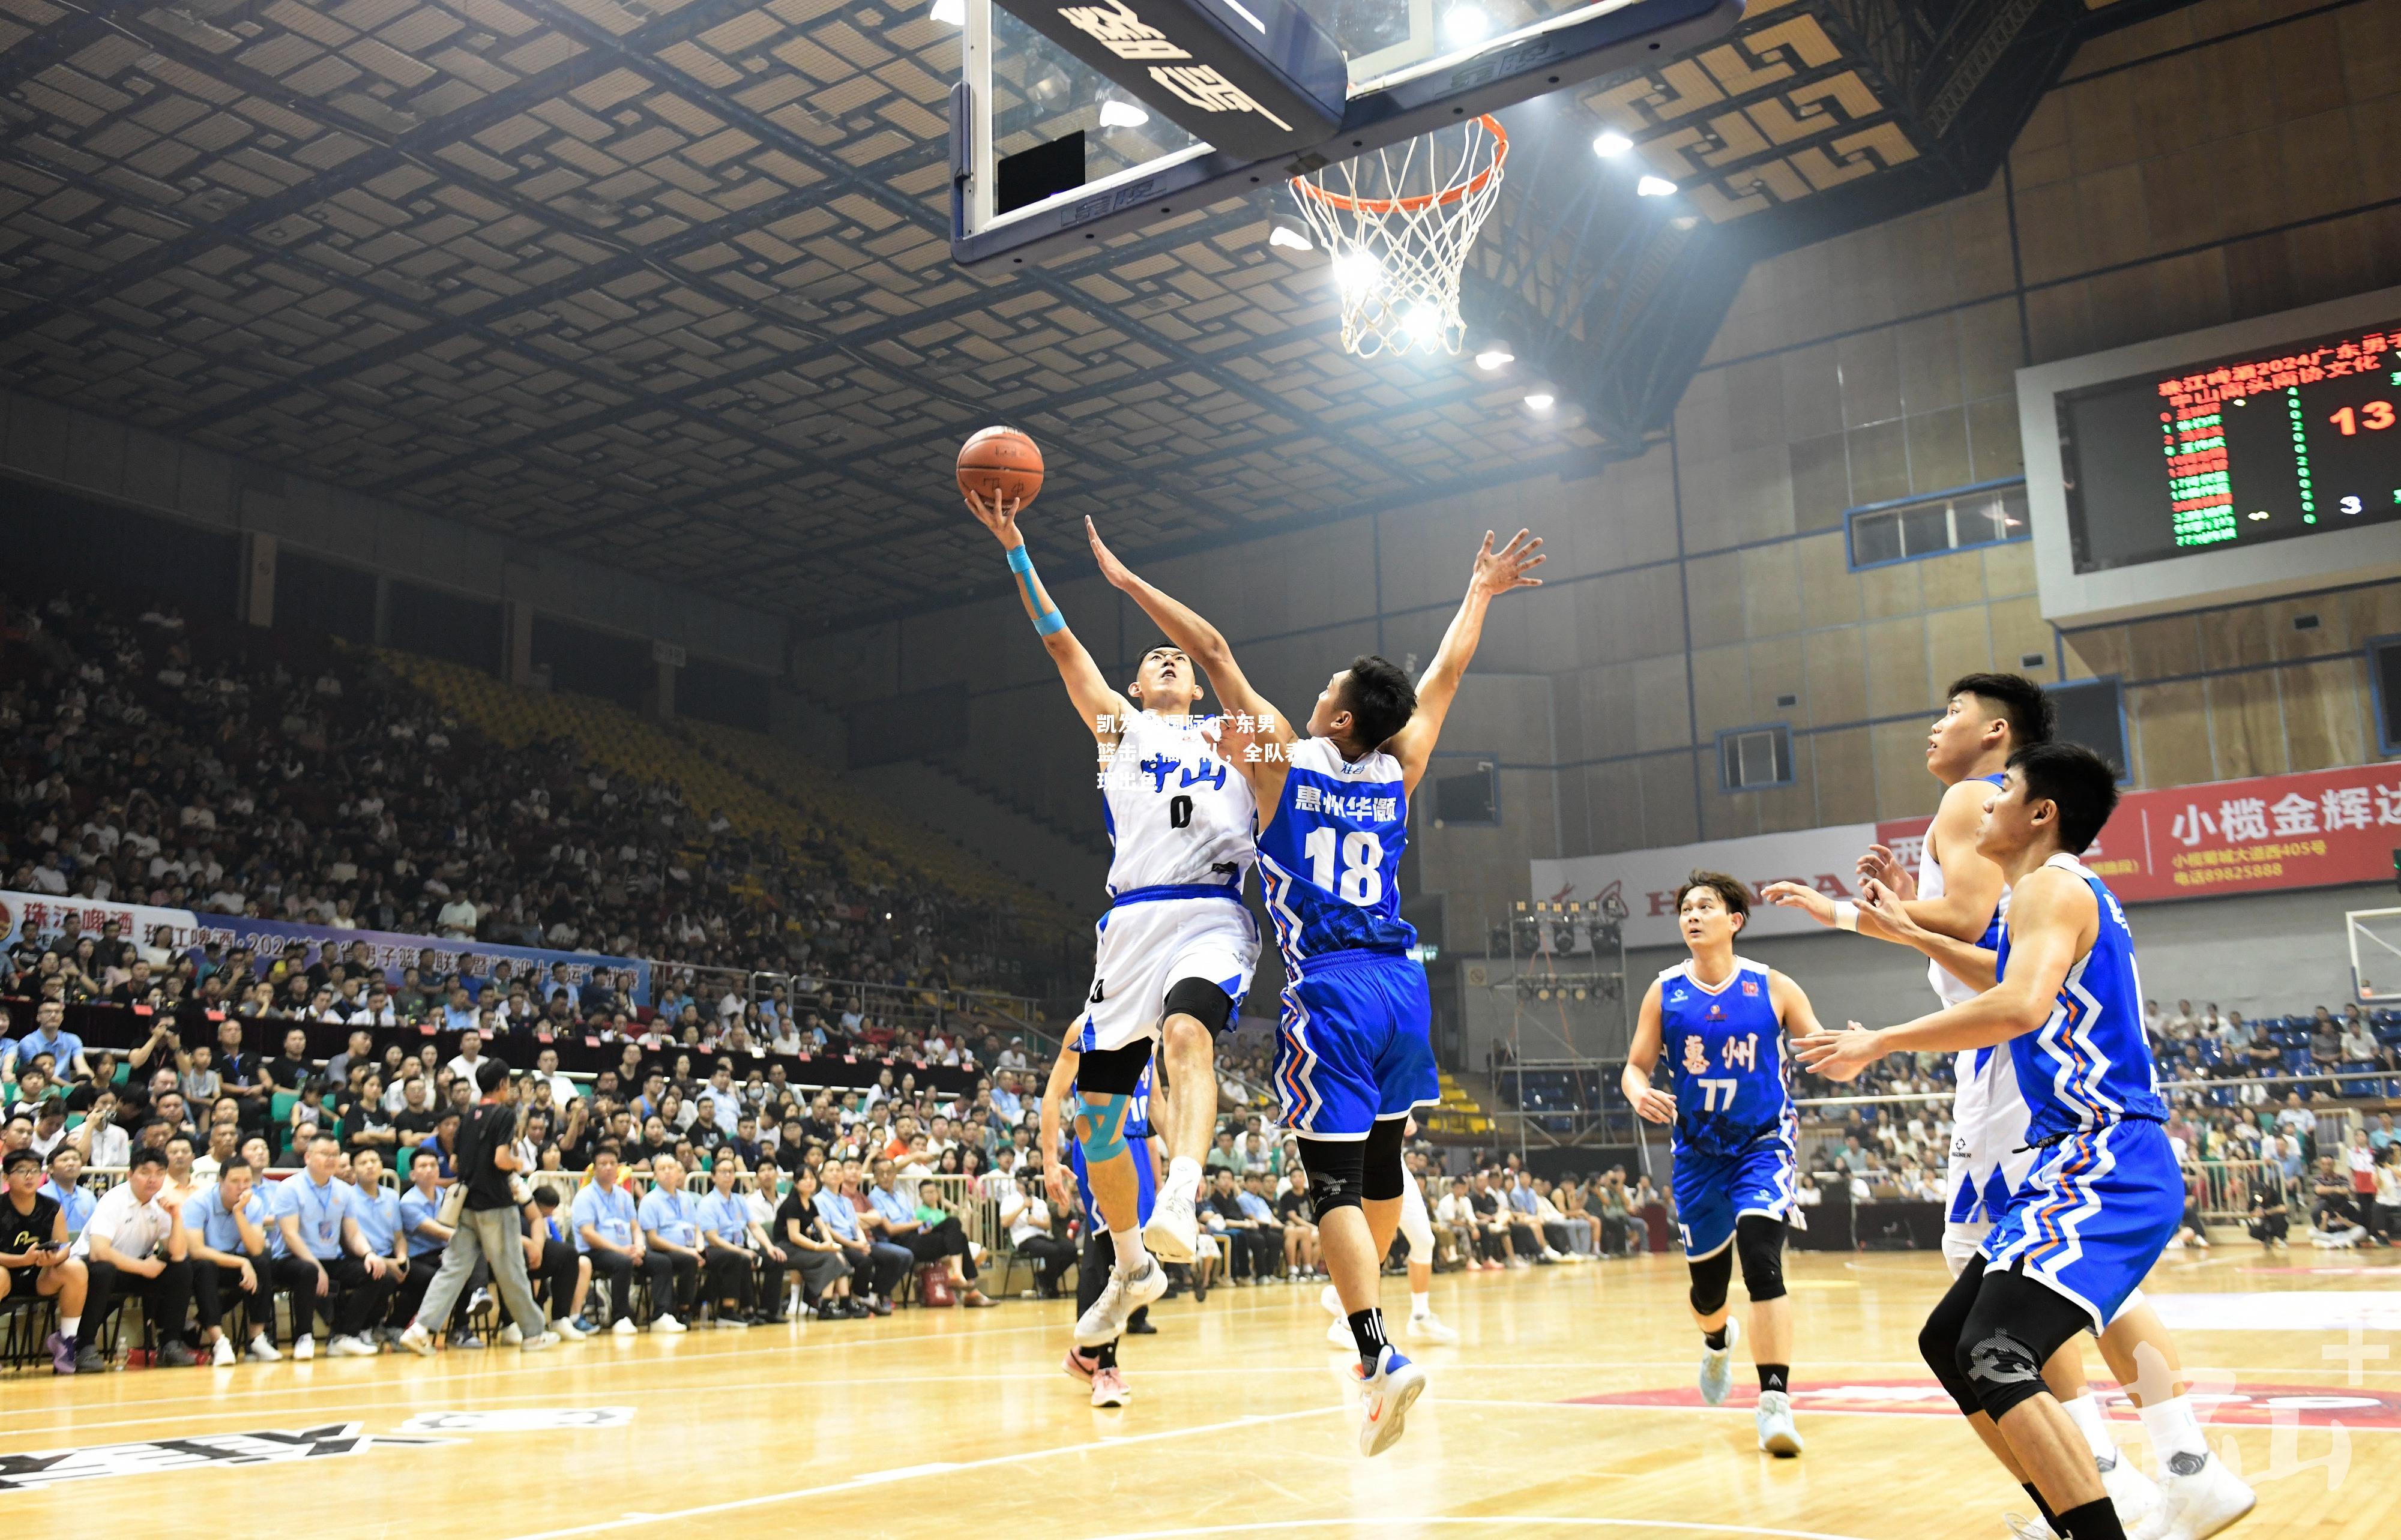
<box><xmin>1006</xmin><ymin>544</ymin><xmax>1067</xmax><ymax>637</ymax></box>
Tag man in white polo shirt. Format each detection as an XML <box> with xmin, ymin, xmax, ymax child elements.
<box><xmin>70</xmin><ymin>1146</ymin><xmax>196</xmax><ymax>1370</ymax></box>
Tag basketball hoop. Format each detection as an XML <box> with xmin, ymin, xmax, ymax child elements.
<box><xmin>1289</xmin><ymin>115</ymin><xmax>1508</xmax><ymax>359</ymax></box>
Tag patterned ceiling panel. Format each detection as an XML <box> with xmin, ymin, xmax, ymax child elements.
<box><xmin>0</xmin><ymin>0</ymin><xmax>2189</xmax><ymax>629</ymax></box>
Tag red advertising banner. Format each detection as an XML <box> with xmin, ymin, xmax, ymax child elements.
<box><xmin>1876</xmin><ymin>762</ymin><xmax>2401</xmax><ymax>905</ymax></box>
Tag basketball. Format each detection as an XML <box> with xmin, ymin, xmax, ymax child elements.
<box><xmin>957</xmin><ymin>426</ymin><xmax>1043</xmax><ymax>507</ymax></box>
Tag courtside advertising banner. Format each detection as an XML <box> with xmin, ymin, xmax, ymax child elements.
<box><xmin>1531</xmin><ymin>824</ymin><xmax>1878</xmax><ymax>949</ymax></box>
<box><xmin>0</xmin><ymin>891</ymin><xmax>650</xmax><ymax>1002</ymax></box>
<box><xmin>1873</xmin><ymin>760</ymin><xmax>2401</xmax><ymax>906</ymax></box>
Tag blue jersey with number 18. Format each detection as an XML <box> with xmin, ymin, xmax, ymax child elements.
<box><xmin>1256</xmin><ymin>738</ymin><xmax>1417</xmax><ymax>968</ymax></box>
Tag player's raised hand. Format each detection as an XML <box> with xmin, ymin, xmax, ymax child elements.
<box><xmin>1085</xmin><ymin>517</ymin><xmax>1136</xmax><ymax>590</ymax></box>
<box><xmin>964</xmin><ymin>488</ymin><xmax>1025</xmax><ymax>544</ymax></box>
<box><xmin>1631</xmin><ymin>1084</ymin><xmax>1677</xmax><ymax>1124</ymax></box>
<box><xmin>1759</xmin><ymin>880</ymin><xmax>1836</xmax><ymax>925</ymax></box>
<box><xmin>1855</xmin><ymin>843</ymin><xmax>1915</xmax><ymax>900</ymax></box>
<box><xmin>1469</xmin><ymin>528</ymin><xmax>1544</xmax><ymax>599</ymax></box>
<box><xmin>1795</xmin><ymin>1023</ymin><xmax>1883</xmax><ymax>1081</ymax></box>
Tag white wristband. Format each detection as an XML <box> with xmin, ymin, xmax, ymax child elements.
<box><xmin>1833</xmin><ymin>901</ymin><xmax>1860</xmax><ymax>932</ymax></box>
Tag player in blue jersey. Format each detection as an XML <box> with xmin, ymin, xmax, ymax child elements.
<box><xmin>1802</xmin><ymin>743</ymin><xmax>2252</xmax><ymax>1540</ymax></box>
<box><xmin>1088</xmin><ymin>516</ymin><xmax>1543</xmax><ymax>1458</ymax></box>
<box><xmin>1038</xmin><ymin>1042</ymin><xmax>1169</xmax><ymax>1409</ymax></box>
<box><xmin>1621</xmin><ymin>870</ymin><xmax>1833</xmax><ymax>1458</ymax></box>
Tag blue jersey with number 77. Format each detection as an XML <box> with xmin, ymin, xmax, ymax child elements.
<box><xmin>1655</xmin><ymin>957</ymin><xmax>1791</xmax><ymax>1157</ymax></box>
<box><xmin>1256</xmin><ymin>738</ymin><xmax>1418</xmax><ymax>968</ymax></box>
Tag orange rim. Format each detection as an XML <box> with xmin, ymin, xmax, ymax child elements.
<box><xmin>1291</xmin><ymin>115</ymin><xmax>1508</xmax><ymax>215</ymax></box>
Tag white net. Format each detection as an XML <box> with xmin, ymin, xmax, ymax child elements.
<box><xmin>1289</xmin><ymin>115</ymin><xmax>1507</xmax><ymax>359</ymax></box>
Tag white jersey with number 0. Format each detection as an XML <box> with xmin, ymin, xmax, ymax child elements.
<box><xmin>1098</xmin><ymin>710</ymin><xmax>1257</xmax><ymax>898</ymax></box>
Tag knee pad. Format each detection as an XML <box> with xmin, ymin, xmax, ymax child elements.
<box><xmin>1076</xmin><ymin>1038</ymin><xmax>1152</xmax><ymax>1095</ymax></box>
<box><xmin>1399</xmin><ymin>1190</ymin><xmax>1435</xmax><ymax>1259</ymax></box>
<box><xmin>1362</xmin><ymin>1117</ymin><xmax>1407</xmax><ymax>1202</ymax></box>
<box><xmin>1921</xmin><ymin>1254</ymin><xmax>1986</xmax><ymax>1416</ymax></box>
<box><xmin>1956</xmin><ymin>1266</ymin><xmax>2091</xmax><ymax>1424</ymax></box>
<box><xmin>1686</xmin><ymin>1242</ymin><xmax>1733</xmax><ymax>1318</ymax></box>
<box><xmin>1077</xmin><ymin>1093</ymin><xmax>1133</xmax><ymax>1164</ymax></box>
<box><xmin>1296</xmin><ymin>1135</ymin><xmax>1366</xmax><ymax>1217</ymax></box>
<box><xmin>1735</xmin><ymin>1213</ymin><xmax>1787</xmax><ymax>1303</ymax></box>
<box><xmin>1162</xmin><ymin>977</ymin><xmax>1235</xmax><ymax>1035</ymax></box>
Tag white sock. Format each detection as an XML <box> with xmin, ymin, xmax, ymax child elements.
<box><xmin>2060</xmin><ymin>1391</ymin><xmax>2118</xmax><ymax>1463</ymax></box>
<box><xmin>1411</xmin><ymin>1290</ymin><xmax>1432</xmax><ymax>1319</ymax></box>
<box><xmin>2136</xmin><ymin>1394</ymin><xmax>2210</xmax><ymax>1469</ymax></box>
<box><xmin>59</xmin><ymin>1316</ymin><xmax>80</xmax><ymax>1338</ymax></box>
<box><xmin>1167</xmin><ymin>1156</ymin><xmax>1203</xmax><ymax>1203</ymax></box>
<box><xmin>1110</xmin><ymin>1228</ymin><xmax>1151</xmax><ymax>1276</ymax></box>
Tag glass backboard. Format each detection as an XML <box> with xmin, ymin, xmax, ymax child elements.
<box><xmin>954</xmin><ymin>0</ymin><xmax>1742</xmax><ymax>264</ymax></box>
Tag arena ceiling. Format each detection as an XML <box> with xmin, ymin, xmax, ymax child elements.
<box><xmin>0</xmin><ymin>0</ymin><xmax>2189</xmax><ymax>630</ymax></box>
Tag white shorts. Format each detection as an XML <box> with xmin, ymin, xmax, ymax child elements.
<box><xmin>1398</xmin><ymin>1175</ymin><xmax>1435</xmax><ymax>1262</ymax></box>
<box><xmin>1072</xmin><ymin>892</ymin><xmax>1258</xmax><ymax>1054</ymax></box>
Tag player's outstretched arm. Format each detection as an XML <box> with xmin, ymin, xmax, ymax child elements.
<box><xmin>1387</xmin><ymin>529</ymin><xmax>1543</xmax><ymax>795</ymax></box>
<box><xmin>1795</xmin><ymin>867</ymin><xmax>2096</xmax><ymax>1077</ymax></box>
<box><xmin>1764</xmin><ymin>778</ymin><xmax>2001</xmax><ymax>943</ymax></box>
<box><xmin>1770</xmin><ymin>970</ymin><xmax>1860</xmax><ymax>1084</ymax></box>
<box><xmin>1085</xmin><ymin>517</ymin><xmax>1289</xmax><ymax>736</ymax></box>
<box><xmin>1620</xmin><ymin>978</ymin><xmax>1676</xmax><ymax>1125</ymax></box>
<box><xmin>969</xmin><ymin>492</ymin><xmax>1130</xmax><ymax>742</ymax></box>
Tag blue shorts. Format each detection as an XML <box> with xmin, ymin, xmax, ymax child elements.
<box><xmin>1071</xmin><ymin>1132</ymin><xmax>1155</xmax><ymax>1238</ymax></box>
<box><xmin>1983</xmin><ymin>1117</ymin><xmax>2181</xmax><ymax>1329</ymax></box>
<box><xmin>1672</xmin><ymin>1129</ymin><xmax>1797</xmax><ymax>1260</ymax></box>
<box><xmin>1274</xmin><ymin>949</ymin><xmax>1438</xmax><ymax>1140</ymax></box>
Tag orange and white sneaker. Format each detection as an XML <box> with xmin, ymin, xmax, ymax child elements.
<box><xmin>1090</xmin><ymin>1366</ymin><xmax>1131</xmax><ymax>1407</ymax></box>
<box><xmin>1064</xmin><ymin>1347</ymin><xmax>1100</xmax><ymax>1385</ymax></box>
<box><xmin>1354</xmin><ymin>1346</ymin><xmax>1428</xmax><ymax>1458</ymax></box>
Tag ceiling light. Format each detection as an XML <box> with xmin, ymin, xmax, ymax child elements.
<box><xmin>1268</xmin><ymin>224</ymin><xmax>1312</xmax><ymax>252</ymax></box>
<box><xmin>1524</xmin><ymin>391</ymin><xmax>1555</xmax><ymax>411</ymax></box>
<box><xmin>1669</xmin><ymin>215</ymin><xmax>1697</xmax><ymax>230</ymax></box>
<box><xmin>1591</xmin><ymin>130</ymin><xmax>1631</xmax><ymax>158</ymax></box>
<box><xmin>931</xmin><ymin>0</ymin><xmax>965</xmax><ymax>22</ymax></box>
<box><xmin>1636</xmin><ymin>175</ymin><xmax>1676</xmax><ymax>197</ymax></box>
<box><xmin>1097</xmin><ymin>98</ymin><xmax>1149</xmax><ymax>129</ymax></box>
<box><xmin>1404</xmin><ymin>304</ymin><xmax>1443</xmax><ymax>344</ymax></box>
<box><xmin>1474</xmin><ymin>346</ymin><xmax>1514</xmax><ymax>370</ymax></box>
<box><xmin>1441</xmin><ymin>4</ymin><xmax>1490</xmax><ymax>45</ymax></box>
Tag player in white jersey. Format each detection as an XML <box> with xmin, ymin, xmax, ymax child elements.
<box><xmin>968</xmin><ymin>490</ymin><xmax>1261</xmax><ymax>1348</ymax></box>
<box><xmin>1774</xmin><ymin>677</ymin><xmax>2249</xmax><ymax>1540</ymax></box>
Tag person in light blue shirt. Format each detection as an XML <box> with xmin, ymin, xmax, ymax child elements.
<box><xmin>635</xmin><ymin>1155</ymin><xmax>703</xmax><ymax>1326</ymax></box>
<box><xmin>394</xmin><ymin>1148</ymin><xmax>453</xmax><ymax>1332</ymax></box>
<box><xmin>863</xmin><ymin>1156</ymin><xmax>993</xmax><ymax>1307</ymax></box>
<box><xmin>571</xmin><ymin>1145</ymin><xmax>673</xmax><ymax>1333</ymax></box>
<box><xmin>697</xmin><ymin>1158</ymin><xmax>779</xmax><ymax>1326</ymax></box>
<box><xmin>268</xmin><ymin>1133</ymin><xmax>397</xmax><ymax>1357</ymax></box>
<box><xmin>348</xmin><ymin>1146</ymin><xmax>403</xmax><ymax>1305</ymax></box>
<box><xmin>184</xmin><ymin>1157</ymin><xmax>282</xmax><ymax>1362</ymax></box>
<box><xmin>8</xmin><ymin>1001</ymin><xmax>89</xmax><ymax>1081</ymax></box>
<box><xmin>815</xmin><ymin>1161</ymin><xmax>908</xmax><ymax>1314</ymax></box>
<box><xmin>442</xmin><ymin>987</ymin><xmax>478</xmax><ymax>1035</ymax></box>
<box><xmin>40</xmin><ymin>1148</ymin><xmax>94</xmax><ymax>1239</ymax></box>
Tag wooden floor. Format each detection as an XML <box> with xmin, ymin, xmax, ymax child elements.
<box><xmin>4</xmin><ymin>1245</ymin><xmax>2394</xmax><ymax>1538</ymax></box>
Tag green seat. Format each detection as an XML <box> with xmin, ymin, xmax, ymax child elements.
<box><xmin>270</xmin><ymin>1092</ymin><xmax>297</xmax><ymax>1158</ymax></box>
